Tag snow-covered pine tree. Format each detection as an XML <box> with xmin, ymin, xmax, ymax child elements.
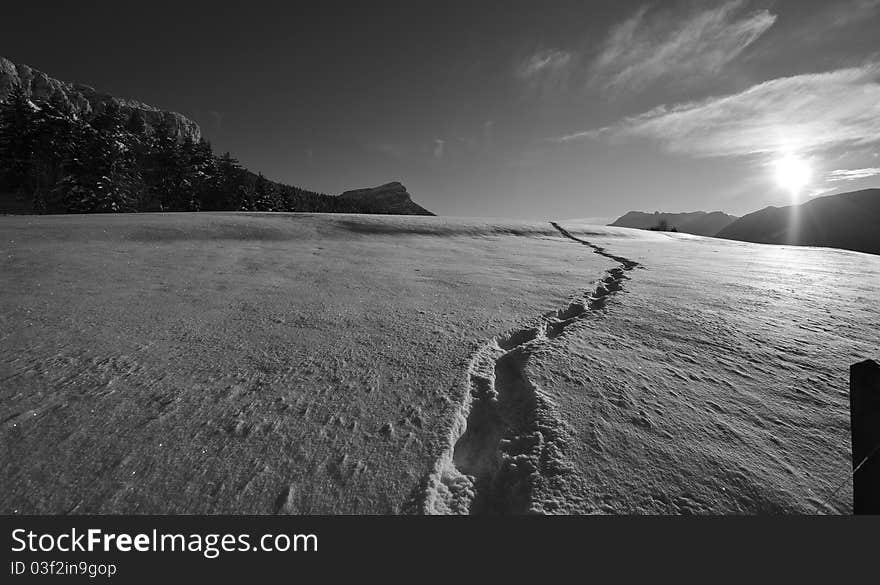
<box><xmin>0</xmin><ymin>83</ymin><xmax>38</xmax><ymax>202</ymax></box>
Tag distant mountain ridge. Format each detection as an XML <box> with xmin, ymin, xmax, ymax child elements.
<box><xmin>0</xmin><ymin>57</ymin><xmax>200</xmax><ymax>142</ymax></box>
<box><xmin>716</xmin><ymin>188</ymin><xmax>880</xmax><ymax>255</ymax></box>
<box><xmin>609</xmin><ymin>210</ymin><xmax>739</xmax><ymax>236</ymax></box>
<box><xmin>339</xmin><ymin>182</ymin><xmax>434</xmax><ymax>216</ymax></box>
<box><xmin>609</xmin><ymin>189</ymin><xmax>880</xmax><ymax>255</ymax></box>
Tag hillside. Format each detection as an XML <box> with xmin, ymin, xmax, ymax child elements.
<box><xmin>609</xmin><ymin>210</ymin><xmax>738</xmax><ymax>236</ymax></box>
<box><xmin>716</xmin><ymin>189</ymin><xmax>880</xmax><ymax>255</ymax></box>
<box><xmin>0</xmin><ymin>57</ymin><xmax>434</xmax><ymax>216</ymax></box>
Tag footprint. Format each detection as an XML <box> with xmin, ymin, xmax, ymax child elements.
<box><xmin>497</xmin><ymin>327</ymin><xmax>541</xmax><ymax>351</ymax></box>
<box><xmin>418</xmin><ymin>222</ymin><xmax>641</xmax><ymax>515</ymax></box>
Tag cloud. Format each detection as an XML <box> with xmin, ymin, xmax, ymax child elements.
<box><xmin>557</xmin><ymin>63</ymin><xmax>880</xmax><ymax>158</ymax></box>
<box><xmin>827</xmin><ymin>0</ymin><xmax>880</xmax><ymax>29</ymax></box>
<box><xmin>827</xmin><ymin>167</ymin><xmax>880</xmax><ymax>181</ymax></box>
<box><xmin>807</xmin><ymin>186</ymin><xmax>838</xmax><ymax>198</ymax></box>
<box><xmin>433</xmin><ymin>138</ymin><xmax>445</xmax><ymax>159</ymax></box>
<box><xmin>515</xmin><ymin>49</ymin><xmax>574</xmax><ymax>93</ymax></box>
<box><xmin>516</xmin><ymin>49</ymin><xmax>572</xmax><ymax>79</ymax></box>
<box><xmin>591</xmin><ymin>0</ymin><xmax>776</xmax><ymax>94</ymax></box>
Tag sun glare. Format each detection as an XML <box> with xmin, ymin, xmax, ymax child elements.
<box><xmin>773</xmin><ymin>154</ymin><xmax>812</xmax><ymax>194</ymax></box>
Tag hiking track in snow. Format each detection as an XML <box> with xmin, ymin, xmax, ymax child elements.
<box><xmin>418</xmin><ymin>222</ymin><xmax>640</xmax><ymax>514</ymax></box>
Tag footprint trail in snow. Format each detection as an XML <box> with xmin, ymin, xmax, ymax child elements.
<box><xmin>419</xmin><ymin>222</ymin><xmax>640</xmax><ymax>514</ymax></box>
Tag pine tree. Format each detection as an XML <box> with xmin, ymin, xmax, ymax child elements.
<box><xmin>144</xmin><ymin>118</ymin><xmax>185</xmax><ymax>211</ymax></box>
<box><xmin>120</xmin><ymin>111</ymin><xmax>150</xmax><ymax>210</ymax></box>
<box><xmin>54</xmin><ymin>98</ymin><xmax>146</xmax><ymax>213</ymax></box>
<box><xmin>0</xmin><ymin>83</ymin><xmax>38</xmax><ymax>201</ymax></box>
<box><xmin>236</xmin><ymin>183</ymin><xmax>254</xmax><ymax>211</ymax></box>
<box><xmin>205</xmin><ymin>151</ymin><xmax>244</xmax><ymax>210</ymax></box>
<box><xmin>59</xmin><ymin>118</ymin><xmax>138</xmax><ymax>213</ymax></box>
<box><xmin>30</xmin><ymin>97</ymin><xmax>81</xmax><ymax>212</ymax></box>
<box><xmin>186</xmin><ymin>138</ymin><xmax>216</xmax><ymax>210</ymax></box>
<box><xmin>253</xmin><ymin>173</ymin><xmax>279</xmax><ymax>211</ymax></box>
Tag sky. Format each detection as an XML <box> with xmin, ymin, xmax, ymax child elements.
<box><xmin>3</xmin><ymin>0</ymin><xmax>880</xmax><ymax>219</ymax></box>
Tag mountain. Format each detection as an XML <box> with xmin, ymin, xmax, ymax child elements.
<box><xmin>0</xmin><ymin>57</ymin><xmax>435</xmax><ymax>217</ymax></box>
<box><xmin>716</xmin><ymin>188</ymin><xmax>880</xmax><ymax>255</ymax></box>
<box><xmin>609</xmin><ymin>210</ymin><xmax>738</xmax><ymax>236</ymax></box>
<box><xmin>339</xmin><ymin>182</ymin><xmax>434</xmax><ymax>215</ymax></box>
<box><xmin>0</xmin><ymin>56</ymin><xmax>200</xmax><ymax>142</ymax></box>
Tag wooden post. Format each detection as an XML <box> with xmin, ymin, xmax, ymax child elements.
<box><xmin>850</xmin><ymin>359</ymin><xmax>880</xmax><ymax>514</ymax></box>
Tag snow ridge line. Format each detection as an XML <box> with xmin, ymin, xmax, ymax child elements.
<box><xmin>418</xmin><ymin>223</ymin><xmax>639</xmax><ymax>514</ymax></box>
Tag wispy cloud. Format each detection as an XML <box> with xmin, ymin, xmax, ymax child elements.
<box><xmin>433</xmin><ymin>138</ymin><xmax>445</xmax><ymax>159</ymax></box>
<box><xmin>515</xmin><ymin>48</ymin><xmax>574</xmax><ymax>95</ymax></box>
<box><xmin>557</xmin><ymin>63</ymin><xmax>880</xmax><ymax>158</ymax></box>
<box><xmin>827</xmin><ymin>167</ymin><xmax>880</xmax><ymax>181</ymax></box>
<box><xmin>807</xmin><ymin>186</ymin><xmax>838</xmax><ymax>198</ymax></box>
<box><xmin>827</xmin><ymin>0</ymin><xmax>880</xmax><ymax>29</ymax></box>
<box><xmin>591</xmin><ymin>0</ymin><xmax>776</xmax><ymax>94</ymax></box>
<box><xmin>516</xmin><ymin>49</ymin><xmax>572</xmax><ymax>81</ymax></box>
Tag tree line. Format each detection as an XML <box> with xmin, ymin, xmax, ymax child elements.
<box><xmin>648</xmin><ymin>219</ymin><xmax>678</xmax><ymax>232</ymax></box>
<box><xmin>0</xmin><ymin>84</ymin><xmax>382</xmax><ymax>215</ymax></box>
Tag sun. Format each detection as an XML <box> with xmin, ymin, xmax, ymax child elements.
<box><xmin>773</xmin><ymin>154</ymin><xmax>812</xmax><ymax>194</ymax></box>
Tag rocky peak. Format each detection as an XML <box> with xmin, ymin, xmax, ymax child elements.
<box><xmin>0</xmin><ymin>56</ymin><xmax>200</xmax><ymax>142</ymax></box>
<box><xmin>339</xmin><ymin>182</ymin><xmax>434</xmax><ymax>215</ymax></box>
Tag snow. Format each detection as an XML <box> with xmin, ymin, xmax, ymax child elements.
<box><xmin>1</xmin><ymin>212</ymin><xmax>877</xmax><ymax>514</ymax></box>
<box><xmin>524</xmin><ymin>224</ymin><xmax>880</xmax><ymax>513</ymax></box>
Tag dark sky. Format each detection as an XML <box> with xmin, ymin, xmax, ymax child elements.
<box><xmin>4</xmin><ymin>0</ymin><xmax>880</xmax><ymax>219</ymax></box>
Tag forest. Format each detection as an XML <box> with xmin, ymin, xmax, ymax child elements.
<box><xmin>0</xmin><ymin>84</ymin><xmax>385</xmax><ymax>215</ymax></box>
